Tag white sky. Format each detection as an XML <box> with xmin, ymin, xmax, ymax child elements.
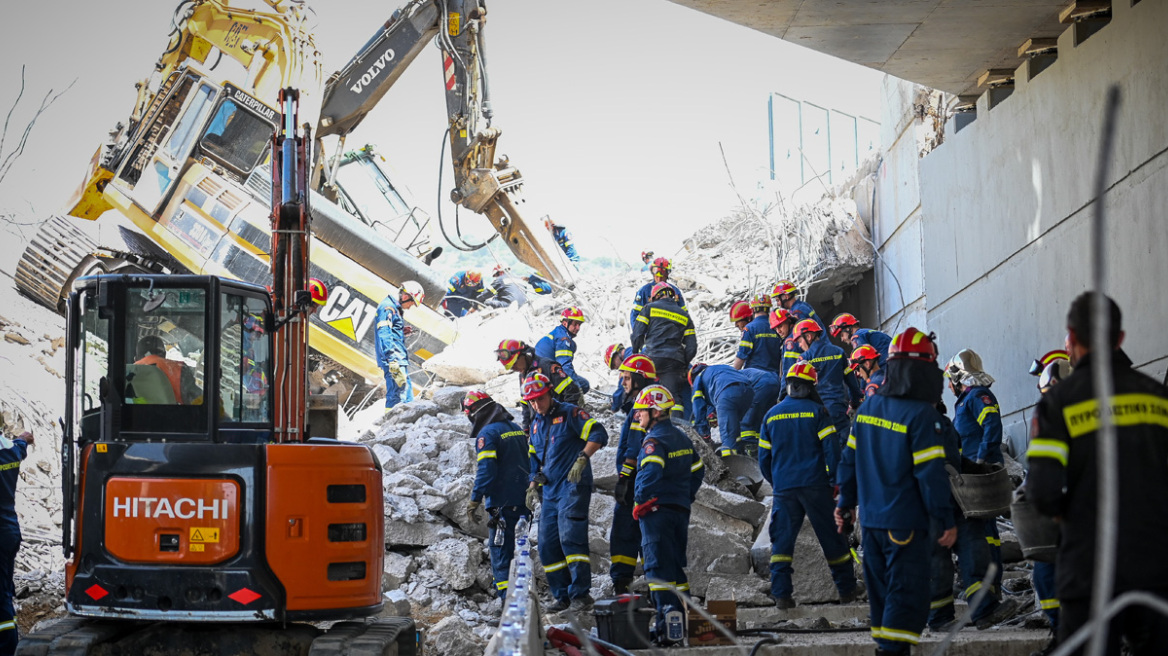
<box><xmin>0</xmin><ymin>0</ymin><xmax>882</xmax><ymax>269</ymax></box>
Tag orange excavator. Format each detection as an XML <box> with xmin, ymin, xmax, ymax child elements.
<box><xmin>17</xmin><ymin>92</ymin><xmax>416</xmax><ymax>655</ymax></box>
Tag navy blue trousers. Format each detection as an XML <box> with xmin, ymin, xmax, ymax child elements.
<box><xmin>715</xmin><ymin>386</ymin><xmax>754</xmax><ymax>456</ymax></box>
<box><xmin>928</xmin><ymin>514</ymin><xmax>1002</xmax><ymax>626</ymax></box>
<box><xmin>768</xmin><ymin>486</ymin><xmax>855</xmax><ymax>600</ymax></box>
<box><xmin>0</xmin><ymin>528</ymin><xmax>18</xmax><ymax>656</ymax></box>
<box><xmin>1032</xmin><ymin>561</ymin><xmax>1059</xmax><ymax>628</ymax></box>
<box><xmin>488</xmin><ymin>506</ymin><xmax>529</xmax><ymax>600</ymax></box>
<box><xmin>609</xmin><ymin>500</ymin><xmax>642</xmax><ymax>583</ymax></box>
<box><xmin>640</xmin><ymin>507</ymin><xmax>690</xmax><ymax>637</ymax></box>
<box><xmin>538</xmin><ymin>482</ymin><xmax>592</xmax><ymax>602</ymax></box>
<box><xmin>742</xmin><ymin>375</ymin><xmax>781</xmax><ymax>447</ymax></box>
<box><xmin>863</xmin><ymin>526</ymin><xmax>930</xmax><ymax>654</ymax></box>
<box><xmin>381</xmin><ymin>364</ymin><xmax>414</xmax><ymax>408</ymax></box>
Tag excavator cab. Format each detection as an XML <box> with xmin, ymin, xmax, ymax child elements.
<box><xmin>60</xmin><ymin>273</ymin><xmax>390</xmax><ymax>630</ymax></box>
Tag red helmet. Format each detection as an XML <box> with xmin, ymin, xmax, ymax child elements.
<box><xmin>651</xmin><ymin>257</ymin><xmax>672</xmax><ymax>272</ymax></box>
<box><xmin>1029</xmin><ymin>349</ymin><xmax>1070</xmax><ymax>376</ymax></box>
<box><xmin>888</xmin><ymin>328</ymin><xmax>938</xmax><ymax>363</ymax></box>
<box><xmin>769</xmin><ymin>308</ymin><xmax>794</xmax><ymax>329</ymax></box>
<box><xmin>619</xmin><ymin>354</ymin><xmax>658</xmax><ymax>380</ymax></box>
<box><xmin>521</xmin><ymin>373</ymin><xmax>552</xmax><ymax>401</ymax></box>
<box><xmin>641</xmin><ymin>250</ymin><xmax>654</xmax><ymax>261</ymax></box>
<box><xmin>729</xmin><ymin>301</ymin><xmax>753</xmax><ymax>324</ymax></box>
<box><xmin>650</xmin><ymin>282</ymin><xmax>676</xmax><ymax>301</ymax></box>
<box><xmin>604</xmin><ymin>343</ymin><xmax>626</xmax><ymax>370</ymax></box>
<box><xmin>492</xmin><ymin>264</ymin><xmax>508</xmax><ymax>277</ymax></box>
<box><xmin>750</xmin><ymin>294</ymin><xmax>772</xmax><ymax>312</ymax></box>
<box><xmin>792</xmin><ymin>319</ymin><xmax>822</xmax><ymax>341</ymax></box>
<box><xmin>771</xmin><ymin>280</ymin><xmax>797</xmax><ymax>298</ymax></box>
<box><xmin>787</xmin><ymin>360</ymin><xmax>818</xmax><ymax>384</ymax></box>
<box><xmin>561</xmin><ymin>306</ymin><xmax>586</xmax><ymax>323</ymax></box>
<box><xmin>465</xmin><ymin>269</ymin><xmax>483</xmax><ymax>285</ymax></box>
<box><xmin>829</xmin><ymin>313</ymin><xmax>860</xmax><ymax>337</ymax></box>
<box><xmin>688</xmin><ymin>362</ymin><xmax>708</xmax><ymax>387</ymax></box>
<box><xmin>633</xmin><ymin>384</ymin><xmax>675</xmax><ymax>412</ymax></box>
<box><xmin>496</xmin><ymin>339</ymin><xmax>527</xmax><ymax>370</ymax></box>
<box><xmin>850</xmin><ymin>345</ymin><xmax>880</xmax><ymax>366</ymax></box>
<box><xmin>462</xmin><ymin>390</ymin><xmax>492</xmax><ymax>415</ymax></box>
<box><xmin>308</xmin><ymin>278</ymin><xmax>328</xmax><ymax>306</ymax></box>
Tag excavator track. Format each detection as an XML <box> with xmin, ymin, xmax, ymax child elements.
<box><xmin>16</xmin><ymin>616</ymin><xmax>418</xmax><ymax>656</ymax></box>
<box><xmin>14</xmin><ymin>216</ymin><xmax>100</xmax><ymax>313</ymax></box>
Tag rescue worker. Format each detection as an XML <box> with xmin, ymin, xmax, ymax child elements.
<box><xmin>535</xmin><ymin>307</ymin><xmax>590</xmax><ymax>394</ymax></box>
<box><xmin>769</xmin><ymin>308</ymin><xmax>801</xmax><ymax>380</ymax></box>
<box><xmin>1028</xmin><ymin>349</ymin><xmax>1070</xmax><ymax>378</ymax></box>
<box><xmin>770</xmin><ymin>280</ymin><xmax>829</xmax><ymax>333</ymax></box>
<box><xmin>0</xmin><ymin>430</ymin><xmax>31</xmax><ymax>656</ymax></box>
<box><xmin>604</xmin><ymin>343</ymin><xmax>634</xmax><ymax>411</ymax></box>
<box><xmin>1028</xmin><ymin>293</ymin><xmax>1168</xmax><ymax>655</ymax></box>
<box><xmin>463</xmin><ymin>391</ymin><xmax>530</xmax><ymax>600</ymax></box>
<box><xmin>610</xmin><ymin>354</ymin><xmax>658</xmax><ymax>594</ymax></box>
<box><xmin>445</xmin><ymin>269</ymin><xmax>492</xmax><ymax>317</ymax></box>
<box><xmin>760</xmin><ymin>362</ymin><xmax>858</xmax><ymax>609</ymax></box>
<box><xmin>544</xmin><ymin>218</ymin><xmax>579</xmax><ymax>262</ymax></box>
<box><xmin>944</xmin><ymin>349</ymin><xmax>1005</xmax><ymax>587</ymax></box>
<box><xmin>789</xmin><ymin>319</ymin><xmax>858</xmax><ymax>473</ymax></box>
<box><xmin>484</xmin><ymin>265</ymin><xmax>529</xmax><ymax>308</ymax></box>
<box><xmin>733</xmin><ymin>295</ymin><xmax>786</xmax><ymax>374</ymax></box>
<box><xmin>631</xmin><ymin>385</ymin><xmax>704</xmax><ymax>646</ymax></box>
<box><xmin>830</xmin><ymin>313</ymin><xmax>893</xmax><ymax>366</ymax></box>
<box><xmin>836</xmin><ymin>328</ymin><xmax>957</xmax><ymax>656</ymax></box>
<box><xmin>631</xmin><ymin>282</ymin><xmax>697</xmax><ymax>420</ymax></box>
<box><xmin>688</xmin><ymin>363</ymin><xmax>755</xmax><ymax>458</ymax></box>
<box><xmin>641</xmin><ymin>250</ymin><xmax>654</xmax><ymax>271</ymax></box>
<box><xmin>630</xmin><ymin>257</ymin><xmax>686</xmax><ymax>329</ymax></box>
<box><xmin>375</xmin><ymin>281</ymin><xmax>424</xmax><ymax>409</ymax></box>
<box><xmin>133</xmin><ymin>335</ymin><xmax>200</xmax><ymax>404</ymax></box>
<box><xmin>729</xmin><ymin>300</ymin><xmax>753</xmax><ymax>333</ymax></box>
<box><xmin>525</xmin><ymin>372</ymin><xmax>608</xmax><ymax>613</ymax></box>
<box><xmin>851</xmin><ymin>345</ymin><xmax>885</xmax><ymax>398</ymax></box>
<box><xmin>526</xmin><ymin>273</ymin><xmax>554</xmax><ymax>295</ymax></box>
<box><xmin>495</xmin><ymin>339</ymin><xmax>582</xmax><ymax>433</ymax></box>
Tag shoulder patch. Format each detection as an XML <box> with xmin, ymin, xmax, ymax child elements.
<box><xmin>477</xmin><ymin>437</ymin><xmax>485</xmax><ymax>450</ymax></box>
<box><xmin>981</xmin><ymin>394</ymin><xmax>994</xmax><ymax>406</ymax></box>
<box><xmin>574</xmin><ymin>408</ymin><xmax>591</xmax><ymax>420</ymax></box>
<box><xmin>644</xmin><ymin>442</ymin><xmax>655</xmax><ymax>455</ymax></box>
<box><xmin>553</xmin><ymin>416</ymin><xmax>564</xmax><ymax>424</ymax></box>
<box><xmin>934</xmin><ymin>422</ymin><xmax>942</xmax><ymax>434</ymax></box>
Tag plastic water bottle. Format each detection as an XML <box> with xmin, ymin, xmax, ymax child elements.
<box><xmin>493</xmin><ymin>518</ymin><xmax>506</xmax><ymax>546</ymax></box>
<box><xmin>665</xmin><ymin>609</ymin><xmax>684</xmax><ymax>644</ymax></box>
<box><xmin>514</xmin><ymin>515</ymin><xmax>531</xmax><ymax>537</ymax></box>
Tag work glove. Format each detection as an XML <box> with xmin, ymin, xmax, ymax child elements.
<box><xmin>525</xmin><ymin>486</ymin><xmax>541</xmax><ymax>511</ymax></box>
<box><xmin>614</xmin><ymin>470</ymin><xmax>635</xmax><ymax>505</ymax></box>
<box><xmin>631</xmin><ymin>497</ymin><xmax>659</xmax><ymax>521</ymax></box>
<box><xmin>566</xmin><ymin>451</ymin><xmax>589</xmax><ymax>484</ymax></box>
<box><xmin>403</xmin><ymin>326</ymin><xmax>415</xmax><ymax>337</ymax></box>
<box><xmin>386</xmin><ymin>361</ymin><xmax>407</xmax><ymax>387</ymax></box>
<box><xmin>577</xmin><ymin>377</ymin><xmax>591</xmax><ymax>394</ymax></box>
<box><xmin>466</xmin><ymin>498</ymin><xmax>482</xmax><ymax>522</ymax></box>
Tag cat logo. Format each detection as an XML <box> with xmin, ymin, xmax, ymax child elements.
<box><xmin>317</xmin><ymin>284</ymin><xmax>378</xmax><ymax>343</ymax></box>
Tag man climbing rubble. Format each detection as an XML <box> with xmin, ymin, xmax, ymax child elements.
<box><xmin>689</xmin><ymin>363</ymin><xmax>778</xmax><ymax>457</ymax></box>
<box><xmin>630</xmin><ymin>257</ymin><xmax>686</xmax><ymax>330</ymax></box>
<box><xmin>375</xmin><ymin>281</ymin><xmax>424</xmax><ymax>409</ymax></box>
<box><xmin>445</xmin><ymin>269</ymin><xmax>493</xmax><ymax>317</ymax></box>
<box><xmin>462</xmin><ymin>391</ymin><xmax>530</xmax><ymax>601</ymax></box>
<box><xmin>609</xmin><ymin>354</ymin><xmax>658</xmax><ymax>594</ymax></box>
<box><xmin>483</xmin><ymin>265</ymin><xmax>529</xmax><ymax>309</ymax></box>
<box><xmin>760</xmin><ymin>361</ymin><xmax>858</xmax><ymax>610</ymax></box>
<box><xmin>632</xmin><ymin>282</ymin><xmax>697</xmax><ymax>420</ymax></box>
<box><xmin>524</xmin><ymin>372</ymin><xmax>608</xmax><ymax>614</ymax></box>
<box><xmin>495</xmin><ymin>339</ymin><xmax>582</xmax><ymax>434</ymax></box>
<box><xmin>536</xmin><ymin>307</ymin><xmax>591</xmax><ymax>394</ymax></box>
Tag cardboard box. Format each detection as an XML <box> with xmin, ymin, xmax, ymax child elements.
<box><xmin>687</xmin><ymin>599</ymin><xmax>737</xmax><ymax>646</ymax></box>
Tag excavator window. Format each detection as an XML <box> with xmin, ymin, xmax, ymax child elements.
<box><xmin>219</xmin><ymin>292</ymin><xmax>271</xmax><ymax>424</ymax></box>
<box><xmin>78</xmin><ymin>295</ymin><xmax>110</xmax><ymax>442</ymax></box>
<box><xmin>201</xmin><ymin>99</ymin><xmax>273</xmax><ymax>175</ymax></box>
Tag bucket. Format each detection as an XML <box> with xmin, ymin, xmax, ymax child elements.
<box><xmin>722</xmin><ymin>454</ymin><xmax>764</xmax><ymax>495</ymax></box>
<box><xmin>1010</xmin><ymin>495</ymin><xmax>1059</xmax><ymax>562</ymax></box>
<box><xmin>947</xmin><ymin>463</ymin><xmax>1013</xmax><ymax>519</ymax></box>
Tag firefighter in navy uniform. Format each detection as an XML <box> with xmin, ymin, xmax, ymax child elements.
<box><xmin>629</xmin><ymin>257</ymin><xmax>687</xmax><ymax>329</ymax></box>
<box><xmin>760</xmin><ymin>362</ymin><xmax>858</xmax><ymax>610</ymax></box>
<box><xmin>544</xmin><ymin>217</ymin><xmax>580</xmax><ymax>262</ymax></box>
<box><xmin>462</xmin><ymin>391</ymin><xmax>531</xmax><ymax>600</ymax></box>
<box><xmin>688</xmin><ymin>363</ymin><xmax>754</xmax><ymax>458</ymax></box>
<box><xmin>851</xmin><ymin>345</ymin><xmax>886</xmax><ymax>399</ymax></box>
<box><xmin>632</xmin><ymin>282</ymin><xmax>698</xmax><ymax>420</ymax></box>
<box><xmin>630</xmin><ymin>385</ymin><xmax>704</xmax><ymax>646</ymax></box>
<box><xmin>0</xmin><ymin>430</ymin><xmax>31</xmax><ymax>656</ymax></box>
<box><xmin>535</xmin><ymin>307</ymin><xmax>591</xmax><ymax>393</ymax></box>
<box><xmin>733</xmin><ymin>295</ymin><xmax>785</xmax><ymax>374</ymax></box>
<box><xmin>609</xmin><ymin>354</ymin><xmax>658</xmax><ymax>594</ymax></box>
<box><xmin>445</xmin><ymin>269</ymin><xmax>492</xmax><ymax>317</ymax></box>
<box><xmin>830</xmin><ymin>313</ymin><xmax>893</xmax><ymax>367</ymax></box>
<box><xmin>944</xmin><ymin>349</ymin><xmax>1005</xmax><ymax>587</ymax></box>
<box><xmin>836</xmin><ymin>328</ymin><xmax>957</xmax><ymax>656</ymax></box>
<box><xmin>728</xmin><ymin>300</ymin><xmax>753</xmax><ymax>334</ymax></box>
<box><xmin>375</xmin><ymin>281</ymin><xmax>424</xmax><ymax>409</ymax></box>
<box><xmin>1027</xmin><ymin>293</ymin><xmax>1168</xmax><ymax>655</ymax></box>
<box><xmin>603</xmin><ymin>343</ymin><xmax>635</xmax><ymax>411</ymax></box>
<box><xmin>495</xmin><ymin>339</ymin><xmax>582</xmax><ymax>434</ymax></box>
<box><xmin>770</xmin><ymin>280</ymin><xmax>829</xmax><ymax>333</ymax></box>
<box><xmin>769</xmin><ymin>308</ymin><xmax>801</xmax><ymax>380</ymax></box>
<box><xmin>789</xmin><ymin>319</ymin><xmax>861</xmax><ymax>472</ymax></box>
<box><xmin>524</xmin><ymin>373</ymin><xmax>609</xmax><ymax>614</ymax></box>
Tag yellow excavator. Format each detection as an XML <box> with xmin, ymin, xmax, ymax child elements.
<box><xmin>15</xmin><ymin>0</ymin><xmax>577</xmax><ymax>410</ymax></box>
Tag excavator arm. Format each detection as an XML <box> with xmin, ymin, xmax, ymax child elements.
<box><xmin>316</xmin><ymin>0</ymin><xmax>578</xmax><ymax>287</ymax></box>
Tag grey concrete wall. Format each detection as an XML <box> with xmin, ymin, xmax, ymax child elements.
<box><xmin>913</xmin><ymin>0</ymin><xmax>1168</xmax><ymax>451</ymax></box>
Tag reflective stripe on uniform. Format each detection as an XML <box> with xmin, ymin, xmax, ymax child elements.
<box><xmin>693</xmin><ymin>391</ymin><xmax>705</xmax><ymax>399</ymax></box>
<box><xmin>1027</xmin><ymin>438</ymin><xmax>1068</xmax><ymax>466</ymax></box>
<box><xmin>758</xmin><ymin>439</ymin><xmax>773</xmax><ymax>450</ymax></box>
<box><xmin>581</xmin><ymin>418</ymin><xmax>599</xmax><ymax>441</ymax></box>
<box><xmin>739</xmin><ymin>340</ymin><xmax>754</xmax><ymax>349</ymax></box>
<box><xmin>1063</xmin><ymin>393</ymin><xmax>1168</xmax><ymax>437</ymax></box>
<box><xmin>566</xmin><ymin>554</ymin><xmax>590</xmax><ymax>564</ymax></box>
<box><xmin>827</xmin><ymin>553</ymin><xmax>851</xmax><ymax>566</ymax></box>
<box><xmin>965</xmin><ymin>582</ymin><xmax>982</xmax><ymax>597</ymax></box>
<box><xmin>544</xmin><ymin>560</ymin><xmax>568</xmax><ymax>572</ymax></box>
<box><xmin>636</xmin><ymin>315</ymin><xmax>649</xmax><ymax>324</ymax></box>
<box><xmin>977</xmin><ymin>405</ymin><xmax>999</xmax><ymax>426</ymax></box>
<box><xmin>0</xmin><ymin>620</ymin><xmax>14</xmax><ymax>631</ymax></box>
<box><xmin>930</xmin><ymin>596</ymin><xmax>954</xmax><ymax>609</ymax></box>
<box><xmin>477</xmin><ymin>450</ymin><xmax>497</xmax><ymax>461</ymax></box>
<box><xmin>641</xmin><ymin>455</ymin><xmax>665</xmax><ymax>468</ymax></box>
<box><xmin>985</xmin><ymin>536</ymin><xmax>1001</xmax><ymax>547</ymax></box>
<box><xmin>684</xmin><ymin>329</ymin><xmax>696</xmax><ymax>337</ymax></box>
<box><xmin>690</xmin><ymin>460</ymin><xmax>704</xmax><ymax>472</ymax></box>
<box><xmin>818</xmin><ymin>425</ymin><xmax>837</xmax><ymax>440</ymax></box>
<box><xmin>740</xmin><ymin>430</ymin><xmax>760</xmax><ymax>439</ymax></box>
<box><xmin>770</xmin><ymin>554</ymin><xmax>792</xmax><ymax>563</ymax></box>
<box><xmin>555</xmin><ymin>350</ymin><xmax>574</xmax><ymax>358</ymax></box>
<box><xmin>648</xmin><ymin>307</ymin><xmax>688</xmax><ymax>325</ymax></box>
<box><xmin>873</xmin><ymin>627</ymin><xmax>920</xmax><ymax>644</ymax></box>
<box><xmin>612</xmin><ymin>555</ymin><xmax>639</xmax><ymax>566</ymax></box>
<box><xmin>496</xmin><ymin>580</ymin><xmax>509</xmax><ymax>590</ymax></box>
<box><xmin>912</xmin><ymin>446</ymin><xmax>946</xmax><ymax>465</ymax></box>
<box><xmin>846</xmin><ymin>434</ymin><xmax>857</xmax><ymax>449</ymax></box>
<box><xmin>554</xmin><ymin>378</ymin><xmax>573</xmax><ymax>394</ymax></box>
<box><xmin>1040</xmin><ymin>598</ymin><xmax>1061</xmax><ymax>610</ymax></box>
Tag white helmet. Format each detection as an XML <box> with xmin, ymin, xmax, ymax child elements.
<box><xmin>1038</xmin><ymin>359</ymin><xmax>1072</xmax><ymax>393</ymax></box>
<box><xmin>400</xmin><ymin>280</ymin><xmax>425</xmax><ymax>305</ymax></box>
<box><xmin>944</xmin><ymin>349</ymin><xmax>995</xmax><ymax>387</ymax></box>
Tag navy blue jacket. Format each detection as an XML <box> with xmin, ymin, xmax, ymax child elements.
<box><xmin>690</xmin><ymin>364</ymin><xmax>749</xmax><ymax>437</ymax></box>
<box><xmin>473</xmin><ymin>420</ymin><xmax>531</xmax><ymax>508</ymax></box>
<box><xmin>799</xmin><ymin>338</ymin><xmax>852</xmax><ymax>418</ymax></box>
<box><xmin>630</xmin><ymin>281</ymin><xmax>686</xmax><ymax>328</ymax></box>
<box><xmin>0</xmin><ymin>436</ymin><xmax>28</xmax><ymax>533</ymax></box>
<box><xmin>536</xmin><ymin>324</ymin><xmax>588</xmax><ymax>392</ymax></box>
<box><xmin>518</xmin><ymin>357</ymin><xmax>583</xmax><ymax>433</ymax></box>
<box><xmin>736</xmin><ymin>315</ymin><xmax>785</xmax><ymax>373</ymax></box>
<box><xmin>609</xmin><ymin>346</ymin><xmax>636</xmax><ymax>411</ymax></box>
<box><xmin>374</xmin><ymin>294</ymin><xmax>407</xmax><ymax>366</ymax></box>
<box><xmin>552</xmin><ymin>226</ymin><xmax>580</xmax><ymax>262</ymax></box>
<box><xmin>862</xmin><ymin>369</ymin><xmax>886</xmax><ymax>399</ymax></box>
<box><xmin>952</xmin><ymin>385</ymin><xmax>1003</xmax><ymax>464</ymax></box>
<box><xmin>615</xmin><ymin>409</ymin><xmax>647</xmax><ymax>476</ymax></box>
<box><xmin>852</xmin><ymin>329</ymin><xmax>892</xmax><ymax>367</ymax></box>
<box><xmin>788</xmin><ymin>299</ymin><xmax>828</xmax><ymax>333</ymax></box>
<box><xmin>837</xmin><ymin>395</ymin><xmax>955</xmax><ymax>531</ymax></box>
<box><xmin>634</xmin><ymin>422</ymin><xmax>703</xmax><ymax>506</ymax></box>
<box><xmin>760</xmin><ymin>397</ymin><xmax>839</xmax><ymax>490</ymax></box>
<box><xmin>529</xmin><ymin>401</ymin><xmax>608</xmax><ymax>486</ymax></box>
<box><xmin>527</xmin><ymin>275</ymin><xmax>553</xmax><ymax>295</ymax></box>
<box><xmin>631</xmin><ymin>298</ymin><xmax>697</xmax><ymax>365</ymax></box>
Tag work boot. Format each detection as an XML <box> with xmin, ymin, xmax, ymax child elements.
<box><xmin>770</xmin><ymin>595</ymin><xmax>795</xmax><ymax>610</ymax></box>
<box><xmin>929</xmin><ymin>617</ymin><xmax>961</xmax><ymax>633</ymax></box>
<box><xmin>568</xmin><ymin>595</ymin><xmax>595</xmax><ymax>613</ymax></box>
<box><xmin>838</xmin><ymin>580</ymin><xmax>865</xmax><ymax>604</ymax></box>
<box><xmin>613</xmin><ymin>577</ymin><xmax>634</xmax><ymax>595</ymax></box>
<box><xmin>546</xmin><ymin>597</ymin><xmax>570</xmax><ymax>613</ymax></box>
<box><xmin>1029</xmin><ymin>632</ymin><xmax>1058</xmax><ymax>656</ymax></box>
<box><xmin>975</xmin><ymin>597</ymin><xmax>1020</xmax><ymax>630</ymax></box>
